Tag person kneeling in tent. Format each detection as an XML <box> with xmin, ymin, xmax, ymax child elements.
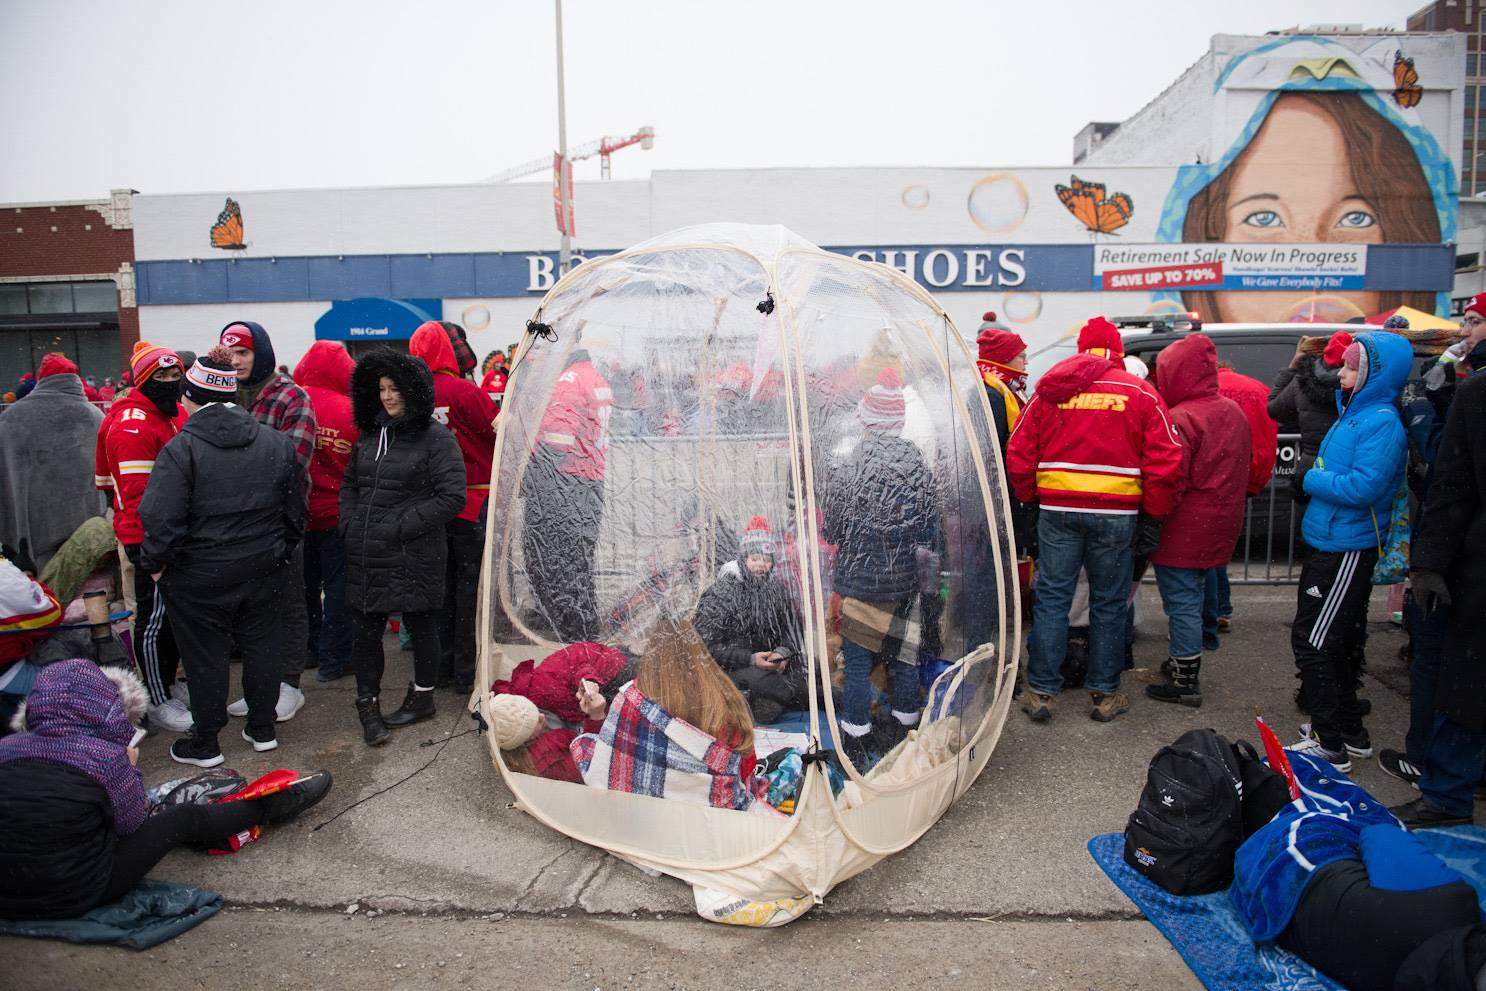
<box><xmin>571</xmin><ymin>619</ymin><xmax>770</xmax><ymax>813</ymax></box>
<box><xmin>694</xmin><ymin>516</ymin><xmax>808</xmax><ymax>724</ymax></box>
<box><xmin>488</xmin><ymin>641</ymin><xmax>634</xmax><ymax>782</ymax></box>
<box><xmin>0</xmin><ymin>660</ymin><xmax>331</xmax><ymax>921</ymax></box>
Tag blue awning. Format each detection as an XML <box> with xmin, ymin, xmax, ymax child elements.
<box><xmin>314</xmin><ymin>297</ymin><xmax>440</xmax><ymax>341</ymax></box>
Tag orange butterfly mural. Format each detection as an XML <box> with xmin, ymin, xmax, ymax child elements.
<box><xmin>1054</xmin><ymin>175</ymin><xmax>1133</xmax><ymax>236</ymax></box>
<box><xmin>1393</xmin><ymin>50</ymin><xmax>1422</xmax><ymax>109</ymax></box>
<box><xmin>210</xmin><ymin>197</ymin><xmax>247</xmax><ymax>250</ymax></box>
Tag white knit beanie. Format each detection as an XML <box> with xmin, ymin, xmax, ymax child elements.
<box><xmin>489</xmin><ymin>694</ymin><xmax>543</xmax><ymax>750</ymax></box>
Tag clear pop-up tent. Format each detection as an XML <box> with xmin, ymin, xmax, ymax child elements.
<box><xmin>476</xmin><ymin>223</ymin><xmax>1019</xmax><ymax>924</ymax></box>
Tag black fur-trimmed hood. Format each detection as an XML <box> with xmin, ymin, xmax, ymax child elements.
<box><xmin>350</xmin><ymin>348</ymin><xmax>436</xmax><ymax>434</ymax></box>
<box><xmin>1296</xmin><ymin>356</ymin><xmax>1343</xmax><ymax>408</ymax></box>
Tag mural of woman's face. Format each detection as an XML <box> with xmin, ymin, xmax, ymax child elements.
<box><xmin>1211</xmin><ymin>94</ymin><xmax>1382</xmax><ymax>324</ymax></box>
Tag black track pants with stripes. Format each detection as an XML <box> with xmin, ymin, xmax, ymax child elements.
<box><xmin>1291</xmin><ymin>548</ymin><xmax>1379</xmax><ymax>750</ymax></box>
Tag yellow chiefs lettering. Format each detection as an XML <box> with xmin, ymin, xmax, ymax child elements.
<box><xmin>1057</xmin><ymin>393</ymin><xmax>1127</xmax><ymax>412</ymax></box>
<box><xmin>315</xmin><ymin>426</ymin><xmax>353</xmax><ymax>455</ymax></box>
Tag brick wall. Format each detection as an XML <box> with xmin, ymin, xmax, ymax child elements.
<box><xmin>0</xmin><ymin>191</ymin><xmax>138</xmax><ymax>369</ymax></box>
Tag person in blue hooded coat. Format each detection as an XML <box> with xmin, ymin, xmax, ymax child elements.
<box><xmin>1287</xmin><ymin>331</ymin><xmax>1412</xmax><ymax>771</ymax></box>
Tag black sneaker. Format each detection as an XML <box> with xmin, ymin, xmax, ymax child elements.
<box><xmin>1390</xmin><ymin>796</ymin><xmax>1474</xmax><ymax>830</ymax></box>
<box><xmin>838</xmin><ymin>728</ymin><xmax>875</xmax><ymax>774</ymax></box>
<box><xmin>1378</xmin><ymin>748</ymin><xmax>1422</xmax><ymax>788</ymax></box>
<box><xmin>242</xmin><ymin>724</ymin><xmax>279</xmax><ymax>753</ymax></box>
<box><xmin>257</xmin><ymin>770</ymin><xmax>334</xmax><ymax>825</ymax></box>
<box><xmin>171</xmin><ymin>735</ymin><xmax>224</xmax><ymax>768</ymax></box>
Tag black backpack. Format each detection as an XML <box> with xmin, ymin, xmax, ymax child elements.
<box><xmin>1123</xmin><ymin>728</ymin><xmax>1266</xmax><ymax>895</ymax></box>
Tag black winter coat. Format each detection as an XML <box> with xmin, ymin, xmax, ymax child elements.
<box><xmin>694</xmin><ymin>563</ymin><xmax>802</xmax><ymax>671</ymax></box>
<box><xmin>139</xmin><ymin>402</ymin><xmax>306</xmax><ymax>582</ymax></box>
<box><xmin>0</xmin><ymin>760</ymin><xmax>115</xmax><ymax>919</ymax></box>
<box><xmin>822</xmin><ymin>432</ymin><xmax>940</xmax><ymax>600</ymax></box>
<box><xmin>340</xmin><ymin>350</ymin><xmax>466</xmax><ymax>614</ymax></box>
<box><xmin>1267</xmin><ymin>358</ymin><xmax>1342</xmax><ymax>475</ymax></box>
<box><xmin>1413</xmin><ymin>373</ymin><xmax>1486</xmax><ymax>732</ymax></box>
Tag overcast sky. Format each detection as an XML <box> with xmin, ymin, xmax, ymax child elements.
<box><xmin>1</xmin><ymin>0</ymin><xmax>1418</xmax><ymax>202</ymax></box>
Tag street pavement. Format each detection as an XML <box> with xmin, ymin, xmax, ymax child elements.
<box><xmin>6</xmin><ymin>582</ymin><xmax>1434</xmax><ymax>989</ymax></box>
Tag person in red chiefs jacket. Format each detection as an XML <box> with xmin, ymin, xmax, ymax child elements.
<box><xmin>521</xmin><ymin>342</ymin><xmax>613</xmax><ymax>642</ymax></box>
<box><xmin>95</xmin><ymin>341</ymin><xmax>191</xmax><ymax>733</ymax></box>
<box><xmin>1144</xmin><ymin>335</ymin><xmax>1251</xmax><ymax>707</ymax></box>
<box><xmin>409</xmin><ymin>321</ymin><xmax>498</xmax><ymax>692</ymax></box>
<box><xmin>292</xmin><ymin>342</ymin><xmax>358</xmax><ymax>684</ymax></box>
<box><xmin>1007</xmin><ymin>316</ymin><xmax>1183</xmax><ymax>724</ymax></box>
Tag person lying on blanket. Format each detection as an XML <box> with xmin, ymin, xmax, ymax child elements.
<box><xmin>488</xmin><ymin>641</ymin><xmax>635</xmax><ymax>783</ymax></box>
<box><xmin>0</xmin><ymin>661</ymin><xmax>332</xmax><ymax>921</ymax></box>
<box><xmin>694</xmin><ymin>516</ymin><xmax>809</xmax><ymax>724</ymax></box>
<box><xmin>571</xmin><ymin>618</ymin><xmax>773</xmax><ymax>813</ymax></box>
<box><xmin>1232</xmin><ymin>748</ymin><xmax>1486</xmax><ymax>991</ymax></box>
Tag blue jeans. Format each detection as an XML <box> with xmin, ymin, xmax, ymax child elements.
<box><xmin>1028</xmin><ymin>511</ymin><xmax>1136</xmax><ymax>696</ymax></box>
<box><xmin>1405</xmin><ymin>595</ymin><xmax>1452</xmax><ymax>764</ymax></box>
<box><xmin>1202</xmin><ymin>567</ymin><xmax>1228</xmax><ymax>649</ymax></box>
<box><xmin>1420</xmin><ymin>712</ymin><xmax>1486</xmax><ymax>817</ymax></box>
<box><xmin>1156</xmin><ymin>566</ymin><xmax>1205</xmax><ymax>658</ymax></box>
<box><xmin>841</xmin><ymin>636</ymin><xmax>920</xmax><ymax>729</ymax></box>
<box><xmin>303</xmin><ymin>529</ymin><xmax>352</xmax><ymax>675</ymax></box>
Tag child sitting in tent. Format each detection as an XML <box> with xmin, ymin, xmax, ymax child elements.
<box><xmin>488</xmin><ymin>641</ymin><xmax>634</xmax><ymax>783</ymax></box>
<box><xmin>694</xmin><ymin>516</ymin><xmax>809</xmax><ymax>724</ymax></box>
<box><xmin>571</xmin><ymin>619</ymin><xmax>771</xmax><ymax>813</ymax></box>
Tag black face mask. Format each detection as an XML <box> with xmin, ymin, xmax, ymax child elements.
<box><xmin>139</xmin><ymin>377</ymin><xmax>181</xmax><ymax>417</ymax></box>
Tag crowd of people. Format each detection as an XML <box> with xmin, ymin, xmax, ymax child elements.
<box><xmin>986</xmin><ymin>300</ymin><xmax>1486</xmax><ymax>835</ymax></box>
<box><xmin>0</xmin><ymin>293</ymin><xmax>1483</xmax><ymax>966</ymax></box>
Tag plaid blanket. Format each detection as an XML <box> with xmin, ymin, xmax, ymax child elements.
<box><xmin>838</xmin><ymin>594</ymin><xmax>922</xmax><ymax>666</ymax></box>
<box><xmin>571</xmin><ymin>683</ymin><xmax>772</xmax><ymax>813</ymax></box>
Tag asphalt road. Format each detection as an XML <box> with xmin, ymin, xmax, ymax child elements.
<box><xmin>4</xmin><ymin>582</ymin><xmax>1432</xmax><ymax>989</ymax></box>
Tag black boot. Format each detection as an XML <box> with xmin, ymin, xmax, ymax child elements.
<box><xmin>1146</xmin><ymin>655</ymin><xmax>1202</xmax><ymax>707</ymax></box>
<box><xmin>384</xmin><ymin>682</ymin><xmax>436</xmax><ymax>727</ymax></box>
<box><xmin>356</xmin><ymin>696</ymin><xmax>390</xmax><ymax>746</ymax></box>
<box><xmin>258</xmin><ymin>770</ymin><xmax>334</xmax><ymax>824</ymax></box>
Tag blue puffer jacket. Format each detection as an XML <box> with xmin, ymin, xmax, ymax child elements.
<box><xmin>1301</xmin><ymin>332</ymin><xmax>1411</xmax><ymax>552</ymax></box>
<box><xmin>1230</xmin><ymin>750</ymin><xmax>1401</xmax><ymax>941</ymax></box>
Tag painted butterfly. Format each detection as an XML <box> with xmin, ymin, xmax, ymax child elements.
<box><xmin>210</xmin><ymin>197</ymin><xmax>247</xmax><ymax>250</ymax></box>
<box><xmin>1393</xmin><ymin>50</ymin><xmax>1422</xmax><ymax>109</ymax></box>
<box><xmin>1054</xmin><ymin>175</ymin><xmax>1133</xmax><ymax>236</ymax></box>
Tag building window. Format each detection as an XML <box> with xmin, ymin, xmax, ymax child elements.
<box><xmin>1471</xmin><ymin>53</ymin><xmax>1480</xmax><ymax>78</ymax></box>
<box><xmin>0</xmin><ymin>281</ymin><xmax>118</xmax><ymax>316</ymax></box>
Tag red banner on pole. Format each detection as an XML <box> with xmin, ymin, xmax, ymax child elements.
<box><xmin>552</xmin><ymin>153</ymin><xmax>575</xmax><ymax>236</ymax></box>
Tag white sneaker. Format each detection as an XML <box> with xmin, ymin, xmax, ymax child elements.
<box><xmin>147</xmin><ymin>698</ymin><xmax>194</xmax><ymax>734</ymax></box>
<box><xmin>275</xmin><ymin>684</ymin><xmax>306</xmax><ymax>722</ymax></box>
<box><xmin>171</xmin><ymin>680</ymin><xmax>191</xmax><ymax>709</ymax></box>
<box><xmin>227</xmin><ymin>684</ymin><xmax>306</xmax><ymax>722</ymax></box>
<box><xmin>1291</xmin><ymin>736</ymin><xmax>1351</xmax><ymax>774</ymax></box>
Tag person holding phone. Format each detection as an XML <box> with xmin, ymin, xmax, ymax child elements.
<box><xmin>694</xmin><ymin>517</ymin><xmax>807</xmax><ymax>724</ymax></box>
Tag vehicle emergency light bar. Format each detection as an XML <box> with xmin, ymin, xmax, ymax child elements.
<box><xmin>1108</xmin><ymin>313</ymin><xmax>1203</xmax><ymax>334</ymax></box>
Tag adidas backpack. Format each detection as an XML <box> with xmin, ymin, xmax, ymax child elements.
<box><xmin>1123</xmin><ymin>728</ymin><xmax>1260</xmax><ymax>895</ymax></box>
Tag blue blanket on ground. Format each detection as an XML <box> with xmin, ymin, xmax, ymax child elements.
<box><xmin>1089</xmin><ymin>826</ymin><xmax>1486</xmax><ymax>991</ymax></box>
<box><xmin>0</xmin><ymin>879</ymin><xmax>222</xmax><ymax>950</ymax></box>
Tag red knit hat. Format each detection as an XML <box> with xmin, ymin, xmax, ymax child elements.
<box><xmin>1077</xmin><ymin>317</ymin><xmax>1123</xmax><ymax>358</ymax></box>
<box><xmin>36</xmin><ymin>353</ymin><xmax>79</xmax><ymax>379</ymax></box>
<box><xmin>1466</xmin><ymin>293</ymin><xmax>1486</xmax><ymax>320</ymax></box>
<box><xmin>220</xmin><ymin>324</ymin><xmax>255</xmax><ymax>351</ymax></box>
<box><xmin>1322</xmin><ymin>331</ymin><xmax>1354</xmax><ymax>368</ymax></box>
<box><xmin>977</xmin><ymin>325</ymin><xmax>1027</xmax><ymax>365</ymax></box>
<box><xmin>856</xmin><ymin>367</ymin><xmax>906</xmax><ymax>432</ymax></box>
<box><xmin>129</xmin><ymin>341</ymin><xmax>180</xmax><ymax>385</ymax></box>
<box><xmin>738</xmin><ymin>516</ymin><xmax>776</xmax><ymax>559</ymax></box>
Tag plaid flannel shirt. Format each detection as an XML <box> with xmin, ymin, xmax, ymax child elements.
<box><xmin>247</xmin><ymin>373</ymin><xmax>317</xmax><ymax>474</ymax></box>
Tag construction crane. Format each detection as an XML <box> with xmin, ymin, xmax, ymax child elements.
<box><xmin>487</xmin><ymin>126</ymin><xmax>656</xmax><ymax>182</ymax></box>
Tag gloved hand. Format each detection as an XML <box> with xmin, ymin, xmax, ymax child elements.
<box><xmin>1130</xmin><ymin>513</ymin><xmax>1164</xmax><ymax>557</ymax></box>
<box><xmin>1411</xmin><ymin>570</ymin><xmax>1453</xmax><ymax>613</ymax></box>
